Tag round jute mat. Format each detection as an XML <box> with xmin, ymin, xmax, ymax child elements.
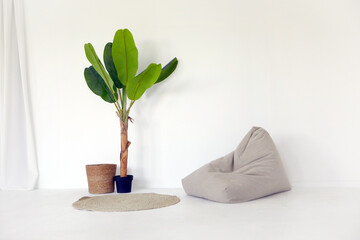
<box><xmin>72</xmin><ymin>193</ymin><xmax>180</xmax><ymax>212</ymax></box>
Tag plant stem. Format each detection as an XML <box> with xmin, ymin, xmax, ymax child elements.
<box><xmin>118</xmin><ymin>88</ymin><xmax>123</xmax><ymax>109</ymax></box>
<box><xmin>114</xmin><ymin>102</ymin><xmax>121</xmax><ymax>115</ymax></box>
<box><xmin>120</xmin><ymin>118</ymin><xmax>130</xmax><ymax>177</ymax></box>
<box><xmin>122</xmin><ymin>88</ymin><xmax>127</xmax><ymax>122</ymax></box>
<box><xmin>127</xmin><ymin>100</ymin><xmax>135</xmax><ymax>116</ymax></box>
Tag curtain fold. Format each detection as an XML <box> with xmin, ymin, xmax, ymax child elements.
<box><xmin>0</xmin><ymin>0</ymin><xmax>38</xmax><ymax>190</ymax></box>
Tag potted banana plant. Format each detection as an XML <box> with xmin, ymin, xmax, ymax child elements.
<box><xmin>84</xmin><ymin>29</ymin><xmax>178</xmax><ymax>193</ymax></box>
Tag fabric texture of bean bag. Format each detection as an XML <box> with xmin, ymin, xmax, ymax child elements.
<box><xmin>182</xmin><ymin>127</ymin><xmax>291</xmax><ymax>203</ymax></box>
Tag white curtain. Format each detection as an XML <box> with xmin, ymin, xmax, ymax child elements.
<box><xmin>0</xmin><ymin>0</ymin><xmax>38</xmax><ymax>190</ymax></box>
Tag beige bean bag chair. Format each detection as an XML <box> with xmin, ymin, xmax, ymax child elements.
<box><xmin>182</xmin><ymin>127</ymin><xmax>291</xmax><ymax>203</ymax></box>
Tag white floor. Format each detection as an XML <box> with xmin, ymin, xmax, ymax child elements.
<box><xmin>0</xmin><ymin>187</ymin><xmax>360</xmax><ymax>240</ymax></box>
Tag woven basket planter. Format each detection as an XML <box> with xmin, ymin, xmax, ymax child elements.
<box><xmin>86</xmin><ymin>164</ymin><xmax>117</xmax><ymax>194</ymax></box>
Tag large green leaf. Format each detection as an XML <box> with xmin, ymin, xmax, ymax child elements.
<box><xmin>84</xmin><ymin>43</ymin><xmax>117</xmax><ymax>100</ymax></box>
<box><xmin>155</xmin><ymin>57</ymin><xmax>178</xmax><ymax>84</ymax></box>
<box><xmin>84</xmin><ymin>66</ymin><xmax>118</xmax><ymax>103</ymax></box>
<box><xmin>127</xmin><ymin>63</ymin><xmax>161</xmax><ymax>100</ymax></box>
<box><xmin>112</xmin><ymin>29</ymin><xmax>138</xmax><ymax>86</ymax></box>
<box><xmin>103</xmin><ymin>42</ymin><xmax>124</xmax><ymax>89</ymax></box>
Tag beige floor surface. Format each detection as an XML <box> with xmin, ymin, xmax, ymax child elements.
<box><xmin>0</xmin><ymin>187</ymin><xmax>359</xmax><ymax>240</ymax></box>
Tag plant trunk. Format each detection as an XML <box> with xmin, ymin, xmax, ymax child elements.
<box><xmin>120</xmin><ymin>119</ymin><xmax>130</xmax><ymax>177</ymax></box>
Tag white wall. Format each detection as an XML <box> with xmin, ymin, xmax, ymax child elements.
<box><xmin>23</xmin><ymin>0</ymin><xmax>360</xmax><ymax>188</ymax></box>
